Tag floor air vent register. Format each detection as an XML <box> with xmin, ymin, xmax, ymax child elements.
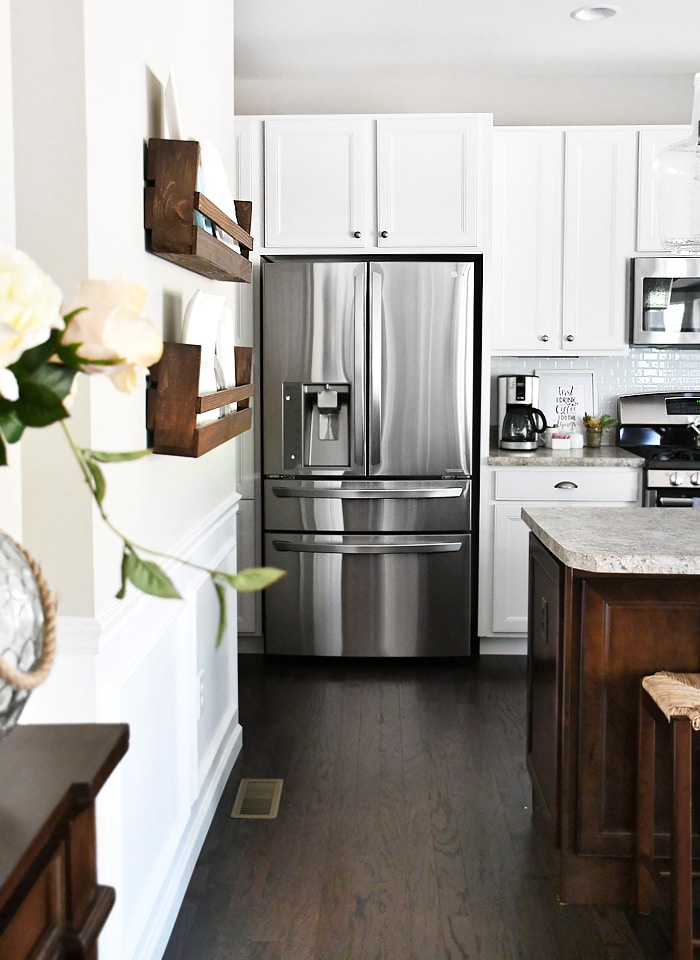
<box><xmin>230</xmin><ymin>779</ymin><xmax>283</xmax><ymax>819</ymax></box>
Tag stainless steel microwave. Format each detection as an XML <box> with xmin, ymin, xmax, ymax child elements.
<box><xmin>632</xmin><ymin>257</ymin><xmax>700</xmax><ymax>346</ymax></box>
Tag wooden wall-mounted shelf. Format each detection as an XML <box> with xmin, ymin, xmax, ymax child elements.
<box><xmin>147</xmin><ymin>342</ymin><xmax>254</xmax><ymax>457</ymax></box>
<box><xmin>144</xmin><ymin>138</ymin><xmax>253</xmax><ymax>282</ymax></box>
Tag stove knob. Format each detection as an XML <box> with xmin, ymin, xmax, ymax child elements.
<box><xmin>691</xmin><ymin>472</ymin><xmax>700</xmax><ymax>487</ymax></box>
<box><xmin>669</xmin><ymin>472</ymin><xmax>684</xmax><ymax>486</ymax></box>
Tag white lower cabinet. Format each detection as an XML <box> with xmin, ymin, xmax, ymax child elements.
<box><xmin>482</xmin><ymin>467</ymin><xmax>641</xmax><ymax>637</ymax></box>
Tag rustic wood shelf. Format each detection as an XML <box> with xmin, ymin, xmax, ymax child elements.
<box><xmin>147</xmin><ymin>342</ymin><xmax>254</xmax><ymax>457</ymax></box>
<box><xmin>144</xmin><ymin>138</ymin><xmax>253</xmax><ymax>282</ymax></box>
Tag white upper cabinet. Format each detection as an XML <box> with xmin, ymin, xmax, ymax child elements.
<box><xmin>264</xmin><ymin>118</ymin><xmax>368</xmax><ymax>249</ymax></box>
<box><xmin>376</xmin><ymin>117</ymin><xmax>482</xmax><ymax>247</ymax></box>
<box><xmin>491</xmin><ymin>126</ymin><xmax>635</xmax><ymax>356</ymax></box>
<box><xmin>491</xmin><ymin>128</ymin><xmax>564</xmax><ymax>353</ymax></box>
<box><xmin>636</xmin><ymin>126</ymin><xmax>686</xmax><ymax>252</ymax></box>
<box><xmin>561</xmin><ymin>129</ymin><xmax>635</xmax><ymax>353</ymax></box>
<box><xmin>263</xmin><ymin>115</ymin><xmax>489</xmax><ymax>251</ymax></box>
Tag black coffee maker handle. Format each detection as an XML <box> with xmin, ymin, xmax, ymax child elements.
<box><xmin>532</xmin><ymin>408</ymin><xmax>547</xmax><ymax>433</ymax></box>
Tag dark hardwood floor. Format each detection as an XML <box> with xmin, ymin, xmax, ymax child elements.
<box><xmin>162</xmin><ymin>654</ymin><xmax>669</xmax><ymax>960</ymax></box>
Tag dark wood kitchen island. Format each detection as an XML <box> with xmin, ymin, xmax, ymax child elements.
<box><xmin>522</xmin><ymin>506</ymin><xmax>700</xmax><ymax>906</ymax></box>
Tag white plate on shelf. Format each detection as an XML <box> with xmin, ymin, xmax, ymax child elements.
<box><xmin>181</xmin><ymin>290</ymin><xmax>226</xmax><ymax>425</ymax></box>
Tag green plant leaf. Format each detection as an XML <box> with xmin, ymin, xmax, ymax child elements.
<box><xmin>116</xmin><ymin>547</ymin><xmax>129</xmax><ymax>600</ymax></box>
<box><xmin>0</xmin><ymin>411</ymin><xmax>25</xmax><ymax>444</ymax></box>
<box><xmin>215</xmin><ymin>566</ymin><xmax>286</xmax><ymax>593</ymax></box>
<box><xmin>11</xmin><ymin>329</ymin><xmax>63</xmax><ymax>375</ymax></box>
<box><xmin>27</xmin><ymin>361</ymin><xmax>78</xmax><ymax>400</ymax></box>
<box><xmin>87</xmin><ymin>448</ymin><xmax>152</xmax><ymax>463</ymax></box>
<box><xmin>15</xmin><ymin>381</ymin><xmax>68</xmax><ymax>427</ymax></box>
<box><xmin>213</xmin><ymin>580</ymin><xmax>227</xmax><ymax>647</ymax></box>
<box><xmin>125</xmin><ymin>551</ymin><xmax>182</xmax><ymax>599</ymax></box>
<box><xmin>84</xmin><ymin>457</ymin><xmax>106</xmax><ymax>506</ymax></box>
<box><xmin>0</xmin><ymin>434</ymin><xmax>6</xmax><ymax>466</ymax></box>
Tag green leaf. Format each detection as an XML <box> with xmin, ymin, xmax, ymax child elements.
<box><xmin>213</xmin><ymin>580</ymin><xmax>227</xmax><ymax>647</ymax></box>
<box><xmin>0</xmin><ymin>411</ymin><xmax>25</xmax><ymax>444</ymax></box>
<box><xmin>116</xmin><ymin>547</ymin><xmax>129</xmax><ymax>600</ymax></box>
<box><xmin>125</xmin><ymin>551</ymin><xmax>182</xmax><ymax>599</ymax></box>
<box><xmin>0</xmin><ymin>434</ymin><xmax>6</xmax><ymax>466</ymax></box>
<box><xmin>215</xmin><ymin>566</ymin><xmax>286</xmax><ymax>593</ymax></box>
<box><xmin>84</xmin><ymin>457</ymin><xmax>106</xmax><ymax>506</ymax></box>
<box><xmin>87</xmin><ymin>448</ymin><xmax>152</xmax><ymax>463</ymax></box>
<box><xmin>11</xmin><ymin>329</ymin><xmax>63</xmax><ymax>375</ymax></box>
<box><xmin>27</xmin><ymin>361</ymin><xmax>78</xmax><ymax>400</ymax></box>
<box><xmin>15</xmin><ymin>381</ymin><xmax>68</xmax><ymax>427</ymax></box>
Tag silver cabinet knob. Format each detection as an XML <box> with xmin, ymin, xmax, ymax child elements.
<box><xmin>540</xmin><ymin>334</ymin><xmax>549</xmax><ymax>342</ymax></box>
<box><xmin>566</xmin><ymin>334</ymin><xmax>575</xmax><ymax>342</ymax></box>
<box><xmin>380</xmin><ymin>231</ymin><xmax>389</xmax><ymax>239</ymax></box>
<box><xmin>353</xmin><ymin>231</ymin><xmax>362</xmax><ymax>239</ymax></box>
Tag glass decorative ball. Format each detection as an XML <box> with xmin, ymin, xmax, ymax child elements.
<box><xmin>0</xmin><ymin>533</ymin><xmax>45</xmax><ymax>739</ymax></box>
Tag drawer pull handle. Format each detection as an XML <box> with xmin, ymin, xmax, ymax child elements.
<box><xmin>554</xmin><ymin>481</ymin><xmax>578</xmax><ymax>490</ymax></box>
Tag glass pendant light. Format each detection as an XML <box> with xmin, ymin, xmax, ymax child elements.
<box><xmin>653</xmin><ymin>73</ymin><xmax>700</xmax><ymax>254</ymax></box>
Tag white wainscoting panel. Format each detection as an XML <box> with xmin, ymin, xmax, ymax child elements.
<box><xmin>20</xmin><ymin>495</ymin><xmax>243</xmax><ymax>960</ymax></box>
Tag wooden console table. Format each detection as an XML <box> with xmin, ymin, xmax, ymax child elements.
<box><xmin>0</xmin><ymin>724</ymin><xmax>129</xmax><ymax>959</ymax></box>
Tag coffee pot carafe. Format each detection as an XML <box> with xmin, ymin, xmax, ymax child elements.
<box><xmin>498</xmin><ymin>375</ymin><xmax>548</xmax><ymax>451</ymax></box>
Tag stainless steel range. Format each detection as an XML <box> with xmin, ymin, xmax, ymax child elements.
<box><xmin>618</xmin><ymin>392</ymin><xmax>700</xmax><ymax>507</ymax></box>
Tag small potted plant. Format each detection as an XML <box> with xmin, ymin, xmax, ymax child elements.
<box><xmin>582</xmin><ymin>412</ymin><xmax>617</xmax><ymax>448</ymax></box>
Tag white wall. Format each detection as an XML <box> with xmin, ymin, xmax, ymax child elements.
<box><xmin>7</xmin><ymin>2</ymin><xmax>243</xmax><ymax>959</ymax></box>
<box><xmin>235</xmin><ymin>73</ymin><xmax>694</xmax><ymax>125</ymax></box>
<box><xmin>0</xmin><ymin>0</ymin><xmax>22</xmax><ymax>541</ymax></box>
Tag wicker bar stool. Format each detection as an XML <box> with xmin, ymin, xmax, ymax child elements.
<box><xmin>637</xmin><ymin>671</ymin><xmax>700</xmax><ymax>960</ymax></box>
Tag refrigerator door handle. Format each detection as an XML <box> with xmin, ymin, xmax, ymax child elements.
<box><xmin>271</xmin><ymin>539</ymin><xmax>462</xmax><ymax>555</ymax></box>
<box><xmin>369</xmin><ymin>269</ymin><xmax>383</xmax><ymax>466</ymax></box>
<box><xmin>271</xmin><ymin>485</ymin><xmax>465</xmax><ymax>500</ymax></box>
<box><xmin>354</xmin><ymin>270</ymin><xmax>365</xmax><ymax>467</ymax></box>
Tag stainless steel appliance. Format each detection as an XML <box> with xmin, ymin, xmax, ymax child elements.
<box><xmin>497</xmin><ymin>375</ymin><xmax>547</xmax><ymax>450</ymax></box>
<box><xmin>261</xmin><ymin>257</ymin><xmax>480</xmax><ymax>657</ymax></box>
<box><xmin>618</xmin><ymin>392</ymin><xmax>700</xmax><ymax>506</ymax></box>
<box><xmin>632</xmin><ymin>258</ymin><xmax>700</xmax><ymax>346</ymax></box>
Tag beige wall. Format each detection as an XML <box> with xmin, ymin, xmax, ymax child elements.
<box><xmin>10</xmin><ymin>0</ymin><xmax>238</xmax><ymax>617</ymax></box>
<box><xmin>235</xmin><ymin>72</ymin><xmax>693</xmax><ymax>125</ymax></box>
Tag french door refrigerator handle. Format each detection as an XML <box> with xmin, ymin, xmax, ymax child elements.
<box><xmin>370</xmin><ymin>269</ymin><xmax>383</xmax><ymax>466</ymax></box>
<box><xmin>271</xmin><ymin>485</ymin><xmax>465</xmax><ymax>499</ymax></box>
<box><xmin>272</xmin><ymin>539</ymin><xmax>462</xmax><ymax>555</ymax></box>
<box><xmin>354</xmin><ymin>269</ymin><xmax>365</xmax><ymax>467</ymax></box>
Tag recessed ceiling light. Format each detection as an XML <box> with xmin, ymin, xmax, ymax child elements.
<box><xmin>570</xmin><ymin>5</ymin><xmax>620</xmax><ymax>20</ymax></box>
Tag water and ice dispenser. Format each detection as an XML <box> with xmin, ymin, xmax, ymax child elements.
<box><xmin>282</xmin><ymin>382</ymin><xmax>351</xmax><ymax>469</ymax></box>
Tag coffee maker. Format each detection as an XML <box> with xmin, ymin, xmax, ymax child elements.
<box><xmin>498</xmin><ymin>375</ymin><xmax>547</xmax><ymax>450</ymax></box>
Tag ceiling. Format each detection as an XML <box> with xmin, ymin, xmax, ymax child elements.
<box><xmin>234</xmin><ymin>0</ymin><xmax>700</xmax><ymax>82</ymax></box>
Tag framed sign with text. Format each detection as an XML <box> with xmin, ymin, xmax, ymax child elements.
<box><xmin>536</xmin><ymin>370</ymin><xmax>596</xmax><ymax>434</ymax></box>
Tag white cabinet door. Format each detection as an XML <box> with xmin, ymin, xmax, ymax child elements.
<box><xmin>264</xmin><ymin>118</ymin><xmax>368</xmax><ymax>248</ymax></box>
<box><xmin>637</xmin><ymin>127</ymin><xmax>686</xmax><ymax>252</ymax></box>
<box><xmin>492</xmin><ymin>503</ymin><xmax>531</xmax><ymax>633</ymax></box>
<box><xmin>376</xmin><ymin>117</ymin><xmax>482</xmax><ymax>247</ymax></box>
<box><xmin>491</xmin><ymin>127</ymin><xmax>633</xmax><ymax>356</ymax></box>
<box><xmin>491</xmin><ymin>128</ymin><xmax>563</xmax><ymax>353</ymax></box>
<box><xmin>562</xmin><ymin>128</ymin><xmax>635</xmax><ymax>354</ymax></box>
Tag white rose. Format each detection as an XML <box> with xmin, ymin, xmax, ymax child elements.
<box><xmin>0</xmin><ymin>247</ymin><xmax>63</xmax><ymax>373</ymax></box>
<box><xmin>62</xmin><ymin>279</ymin><xmax>163</xmax><ymax>394</ymax></box>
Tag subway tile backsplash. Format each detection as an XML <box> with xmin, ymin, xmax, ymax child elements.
<box><xmin>490</xmin><ymin>349</ymin><xmax>700</xmax><ymax>423</ymax></box>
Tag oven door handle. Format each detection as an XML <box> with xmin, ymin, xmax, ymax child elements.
<box><xmin>656</xmin><ymin>496</ymin><xmax>699</xmax><ymax>507</ymax></box>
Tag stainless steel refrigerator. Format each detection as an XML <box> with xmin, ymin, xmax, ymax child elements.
<box><xmin>261</xmin><ymin>257</ymin><xmax>480</xmax><ymax>657</ymax></box>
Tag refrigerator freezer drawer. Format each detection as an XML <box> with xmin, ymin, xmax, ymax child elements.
<box><xmin>264</xmin><ymin>479</ymin><xmax>471</xmax><ymax>533</ymax></box>
<box><xmin>263</xmin><ymin>533</ymin><xmax>471</xmax><ymax>657</ymax></box>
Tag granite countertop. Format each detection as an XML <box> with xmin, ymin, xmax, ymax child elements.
<box><xmin>488</xmin><ymin>445</ymin><xmax>644</xmax><ymax>468</ymax></box>
<box><xmin>522</xmin><ymin>506</ymin><xmax>700</xmax><ymax>575</ymax></box>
